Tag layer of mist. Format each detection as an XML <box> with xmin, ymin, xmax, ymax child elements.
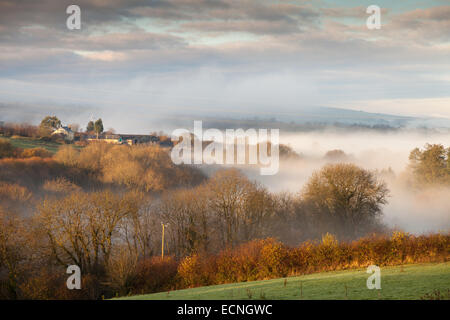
<box><xmin>203</xmin><ymin>129</ymin><xmax>450</xmax><ymax>234</ymax></box>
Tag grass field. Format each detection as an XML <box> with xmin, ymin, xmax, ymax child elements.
<box><xmin>0</xmin><ymin>136</ymin><xmax>81</xmax><ymax>154</ymax></box>
<box><xmin>2</xmin><ymin>136</ymin><xmax>62</xmax><ymax>153</ymax></box>
<box><xmin>120</xmin><ymin>262</ymin><xmax>450</xmax><ymax>300</ymax></box>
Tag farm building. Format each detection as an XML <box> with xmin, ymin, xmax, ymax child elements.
<box><xmin>85</xmin><ymin>134</ymin><xmax>171</xmax><ymax>146</ymax></box>
<box><xmin>52</xmin><ymin>126</ymin><xmax>74</xmax><ymax>141</ymax></box>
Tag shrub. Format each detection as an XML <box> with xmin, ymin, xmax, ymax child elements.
<box><xmin>20</xmin><ymin>147</ymin><xmax>52</xmax><ymax>158</ymax></box>
<box><xmin>258</xmin><ymin>239</ymin><xmax>289</xmax><ymax>279</ymax></box>
<box><xmin>0</xmin><ymin>182</ymin><xmax>33</xmax><ymax>212</ymax></box>
<box><xmin>0</xmin><ymin>182</ymin><xmax>32</xmax><ymax>203</ymax></box>
<box><xmin>18</xmin><ymin>269</ymin><xmax>102</xmax><ymax>300</ymax></box>
<box><xmin>131</xmin><ymin>257</ymin><xmax>179</xmax><ymax>294</ymax></box>
<box><xmin>54</xmin><ymin>145</ymin><xmax>80</xmax><ymax>167</ymax></box>
<box><xmin>177</xmin><ymin>254</ymin><xmax>204</xmax><ymax>288</ymax></box>
<box><xmin>215</xmin><ymin>241</ymin><xmax>261</xmax><ymax>283</ymax></box>
<box><xmin>0</xmin><ymin>139</ymin><xmax>17</xmax><ymax>158</ymax></box>
<box><xmin>172</xmin><ymin>233</ymin><xmax>449</xmax><ymax>291</ymax></box>
<box><xmin>314</xmin><ymin>233</ymin><xmax>341</xmax><ymax>270</ymax></box>
<box><xmin>42</xmin><ymin>177</ymin><xmax>81</xmax><ymax>193</ymax></box>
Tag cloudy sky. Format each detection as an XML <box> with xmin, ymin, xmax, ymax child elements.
<box><xmin>0</xmin><ymin>0</ymin><xmax>449</xmax><ymax>131</ymax></box>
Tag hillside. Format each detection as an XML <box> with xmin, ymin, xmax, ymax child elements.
<box><xmin>119</xmin><ymin>262</ymin><xmax>450</xmax><ymax>300</ymax></box>
<box><xmin>2</xmin><ymin>136</ymin><xmax>63</xmax><ymax>153</ymax></box>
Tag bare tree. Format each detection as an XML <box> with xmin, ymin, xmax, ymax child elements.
<box><xmin>302</xmin><ymin>163</ymin><xmax>389</xmax><ymax>239</ymax></box>
<box><xmin>206</xmin><ymin>169</ymin><xmax>258</xmax><ymax>248</ymax></box>
<box><xmin>36</xmin><ymin>190</ymin><xmax>141</xmax><ymax>274</ymax></box>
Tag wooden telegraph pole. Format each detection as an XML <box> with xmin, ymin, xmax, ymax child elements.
<box><xmin>161</xmin><ymin>222</ymin><xmax>169</xmax><ymax>260</ymax></box>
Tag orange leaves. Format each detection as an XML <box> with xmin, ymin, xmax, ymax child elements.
<box><xmin>175</xmin><ymin>233</ymin><xmax>449</xmax><ymax>289</ymax></box>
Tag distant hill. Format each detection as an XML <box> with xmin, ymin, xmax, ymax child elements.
<box><xmin>167</xmin><ymin>106</ymin><xmax>450</xmax><ymax>132</ymax></box>
<box><xmin>2</xmin><ymin>102</ymin><xmax>449</xmax><ymax>133</ymax></box>
<box><xmin>273</xmin><ymin>106</ymin><xmax>415</xmax><ymax>127</ymax></box>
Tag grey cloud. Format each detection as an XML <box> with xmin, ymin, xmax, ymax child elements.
<box><xmin>0</xmin><ymin>0</ymin><xmax>449</xmax><ymax>125</ymax></box>
<box><xmin>0</xmin><ymin>0</ymin><xmax>320</xmax><ymax>50</ymax></box>
<box><xmin>118</xmin><ymin>1</ymin><xmax>319</xmax><ymax>34</ymax></box>
<box><xmin>181</xmin><ymin>20</ymin><xmax>301</xmax><ymax>35</ymax></box>
<box><xmin>65</xmin><ymin>31</ymin><xmax>187</xmax><ymax>51</ymax></box>
<box><xmin>321</xmin><ymin>6</ymin><xmax>389</xmax><ymax>19</ymax></box>
<box><xmin>386</xmin><ymin>6</ymin><xmax>450</xmax><ymax>43</ymax></box>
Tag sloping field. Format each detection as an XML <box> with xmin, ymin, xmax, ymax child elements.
<box><xmin>121</xmin><ymin>262</ymin><xmax>450</xmax><ymax>300</ymax></box>
<box><xmin>3</xmin><ymin>136</ymin><xmax>62</xmax><ymax>153</ymax></box>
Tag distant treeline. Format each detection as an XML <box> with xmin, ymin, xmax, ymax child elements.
<box><xmin>169</xmin><ymin>117</ymin><xmax>406</xmax><ymax>132</ymax></box>
<box><xmin>0</xmin><ymin>122</ymin><xmax>39</xmax><ymax>137</ymax></box>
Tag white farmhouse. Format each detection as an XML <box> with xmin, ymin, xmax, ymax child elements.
<box><xmin>52</xmin><ymin>126</ymin><xmax>75</xmax><ymax>141</ymax></box>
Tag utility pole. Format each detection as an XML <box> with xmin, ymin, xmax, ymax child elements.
<box><xmin>161</xmin><ymin>222</ymin><xmax>169</xmax><ymax>260</ymax></box>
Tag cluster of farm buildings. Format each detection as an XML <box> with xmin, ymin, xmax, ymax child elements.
<box><xmin>52</xmin><ymin>127</ymin><xmax>173</xmax><ymax>147</ymax></box>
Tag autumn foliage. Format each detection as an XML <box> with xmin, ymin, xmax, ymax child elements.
<box><xmin>175</xmin><ymin>233</ymin><xmax>449</xmax><ymax>289</ymax></box>
<box><xmin>0</xmin><ymin>134</ymin><xmax>449</xmax><ymax>299</ymax></box>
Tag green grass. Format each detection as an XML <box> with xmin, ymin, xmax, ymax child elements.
<box><xmin>0</xmin><ymin>136</ymin><xmax>83</xmax><ymax>154</ymax></box>
<box><xmin>2</xmin><ymin>136</ymin><xmax>61</xmax><ymax>153</ymax></box>
<box><xmin>120</xmin><ymin>262</ymin><xmax>450</xmax><ymax>300</ymax></box>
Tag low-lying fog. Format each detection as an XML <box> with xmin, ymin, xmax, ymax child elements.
<box><xmin>208</xmin><ymin>129</ymin><xmax>450</xmax><ymax>234</ymax></box>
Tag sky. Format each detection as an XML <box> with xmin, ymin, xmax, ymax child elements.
<box><xmin>0</xmin><ymin>0</ymin><xmax>449</xmax><ymax>131</ymax></box>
